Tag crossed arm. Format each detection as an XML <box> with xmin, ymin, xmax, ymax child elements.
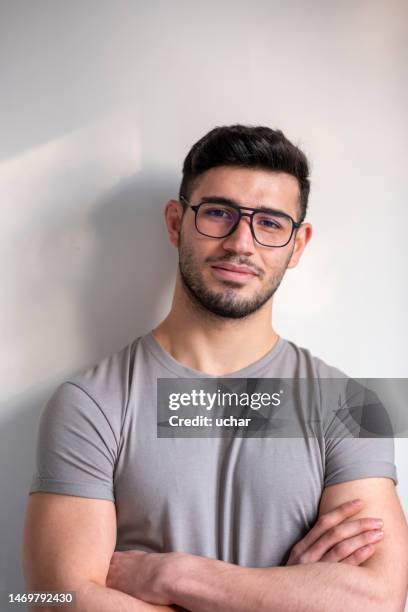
<box><xmin>23</xmin><ymin>493</ymin><xmax>174</xmax><ymax>612</ymax></box>
<box><xmin>105</xmin><ymin>478</ymin><xmax>408</xmax><ymax>612</ymax></box>
<box><xmin>23</xmin><ymin>478</ymin><xmax>408</xmax><ymax>612</ymax></box>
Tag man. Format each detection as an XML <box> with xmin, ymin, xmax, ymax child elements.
<box><xmin>24</xmin><ymin>125</ymin><xmax>408</xmax><ymax>611</ymax></box>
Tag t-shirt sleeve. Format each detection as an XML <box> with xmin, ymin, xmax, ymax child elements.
<box><xmin>29</xmin><ymin>381</ymin><xmax>118</xmax><ymax>501</ymax></box>
<box><xmin>324</xmin><ymin>436</ymin><xmax>398</xmax><ymax>487</ymax></box>
<box><xmin>322</xmin><ymin>377</ymin><xmax>398</xmax><ymax>487</ymax></box>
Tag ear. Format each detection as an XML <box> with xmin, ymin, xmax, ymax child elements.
<box><xmin>287</xmin><ymin>223</ymin><xmax>313</xmax><ymax>269</ymax></box>
<box><xmin>164</xmin><ymin>199</ymin><xmax>185</xmax><ymax>248</ymax></box>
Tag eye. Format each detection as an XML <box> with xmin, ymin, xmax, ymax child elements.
<box><xmin>205</xmin><ymin>208</ymin><xmax>229</xmax><ymax>217</ymax></box>
<box><xmin>201</xmin><ymin>205</ymin><xmax>237</xmax><ymax>221</ymax></box>
<box><xmin>256</xmin><ymin>216</ymin><xmax>282</xmax><ymax>230</ymax></box>
<box><xmin>261</xmin><ymin>219</ymin><xmax>279</xmax><ymax>228</ymax></box>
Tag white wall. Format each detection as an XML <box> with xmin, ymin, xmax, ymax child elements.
<box><xmin>1</xmin><ymin>0</ymin><xmax>407</xmax><ymax>605</ymax></box>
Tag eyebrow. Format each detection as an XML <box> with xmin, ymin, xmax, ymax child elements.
<box><xmin>198</xmin><ymin>195</ymin><xmax>290</xmax><ymax>217</ymax></box>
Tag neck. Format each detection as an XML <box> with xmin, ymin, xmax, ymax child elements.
<box><xmin>152</xmin><ymin>274</ymin><xmax>279</xmax><ymax>376</ymax></box>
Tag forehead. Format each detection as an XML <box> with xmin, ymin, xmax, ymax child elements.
<box><xmin>190</xmin><ymin>166</ymin><xmax>301</xmax><ymax>219</ymax></box>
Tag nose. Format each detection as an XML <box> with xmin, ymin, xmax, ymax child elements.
<box><xmin>221</xmin><ymin>215</ymin><xmax>256</xmax><ymax>255</ymax></box>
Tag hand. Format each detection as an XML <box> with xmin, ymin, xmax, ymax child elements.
<box><xmin>286</xmin><ymin>498</ymin><xmax>384</xmax><ymax>566</ymax></box>
<box><xmin>106</xmin><ymin>549</ymin><xmax>185</xmax><ymax>605</ymax></box>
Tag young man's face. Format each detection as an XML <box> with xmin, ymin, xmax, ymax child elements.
<box><xmin>167</xmin><ymin>165</ymin><xmax>312</xmax><ymax>319</ymax></box>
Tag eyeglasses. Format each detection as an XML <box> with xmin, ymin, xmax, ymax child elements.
<box><xmin>180</xmin><ymin>196</ymin><xmax>301</xmax><ymax>248</ymax></box>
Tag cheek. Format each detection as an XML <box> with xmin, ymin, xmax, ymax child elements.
<box><xmin>181</xmin><ymin>237</ymin><xmax>218</xmax><ymax>267</ymax></box>
<box><xmin>267</xmin><ymin>248</ymin><xmax>292</xmax><ymax>268</ymax></box>
<box><xmin>261</xmin><ymin>254</ymin><xmax>290</xmax><ymax>280</ymax></box>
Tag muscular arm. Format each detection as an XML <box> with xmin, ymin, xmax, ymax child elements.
<box><xmin>23</xmin><ymin>492</ymin><xmax>175</xmax><ymax>611</ymax></box>
<box><xmin>163</xmin><ymin>478</ymin><xmax>408</xmax><ymax>612</ymax></box>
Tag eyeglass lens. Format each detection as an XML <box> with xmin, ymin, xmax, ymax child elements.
<box><xmin>196</xmin><ymin>202</ymin><xmax>293</xmax><ymax>247</ymax></box>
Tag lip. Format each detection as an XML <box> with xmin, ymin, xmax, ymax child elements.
<box><xmin>212</xmin><ymin>263</ymin><xmax>257</xmax><ymax>274</ymax></box>
<box><xmin>211</xmin><ymin>264</ymin><xmax>258</xmax><ymax>282</ymax></box>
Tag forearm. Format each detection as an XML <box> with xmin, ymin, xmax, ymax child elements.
<box><xmin>30</xmin><ymin>581</ymin><xmax>176</xmax><ymax>612</ymax></box>
<box><xmin>168</xmin><ymin>556</ymin><xmax>388</xmax><ymax>612</ymax></box>
<box><xmin>79</xmin><ymin>582</ymin><xmax>177</xmax><ymax>612</ymax></box>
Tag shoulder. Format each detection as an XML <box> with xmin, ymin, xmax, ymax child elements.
<box><xmin>51</xmin><ymin>335</ymin><xmax>144</xmax><ymax>430</ymax></box>
<box><xmin>280</xmin><ymin>337</ymin><xmax>350</xmax><ymax>380</ymax></box>
<box><xmin>69</xmin><ymin>337</ymin><xmax>140</xmax><ymax>397</ymax></box>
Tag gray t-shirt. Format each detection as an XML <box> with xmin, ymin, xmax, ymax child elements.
<box><xmin>29</xmin><ymin>331</ymin><xmax>397</xmax><ymax>567</ymax></box>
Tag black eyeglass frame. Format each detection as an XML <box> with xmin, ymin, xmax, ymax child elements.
<box><xmin>179</xmin><ymin>195</ymin><xmax>302</xmax><ymax>248</ymax></box>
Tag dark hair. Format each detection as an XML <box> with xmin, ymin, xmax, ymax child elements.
<box><xmin>179</xmin><ymin>124</ymin><xmax>311</xmax><ymax>223</ymax></box>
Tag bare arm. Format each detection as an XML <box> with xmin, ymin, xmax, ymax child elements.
<box><xmin>128</xmin><ymin>478</ymin><xmax>407</xmax><ymax>612</ymax></box>
<box><xmin>22</xmin><ymin>492</ymin><xmax>175</xmax><ymax>611</ymax></box>
<box><xmin>169</xmin><ymin>555</ymin><xmax>387</xmax><ymax>612</ymax></box>
<box><xmin>172</xmin><ymin>479</ymin><xmax>408</xmax><ymax>611</ymax></box>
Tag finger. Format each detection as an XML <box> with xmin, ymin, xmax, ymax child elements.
<box><xmin>340</xmin><ymin>544</ymin><xmax>377</xmax><ymax>566</ymax></box>
<box><xmin>292</xmin><ymin>499</ymin><xmax>365</xmax><ymax>558</ymax></box>
<box><xmin>320</xmin><ymin>529</ymin><xmax>384</xmax><ymax>563</ymax></box>
<box><xmin>299</xmin><ymin>518</ymin><xmax>384</xmax><ymax>563</ymax></box>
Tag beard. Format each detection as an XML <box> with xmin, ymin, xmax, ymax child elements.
<box><xmin>178</xmin><ymin>239</ymin><xmax>292</xmax><ymax>320</ymax></box>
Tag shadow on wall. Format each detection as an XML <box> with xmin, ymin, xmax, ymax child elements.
<box><xmin>78</xmin><ymin>166</ymin><xmax>179</xmax><ymax>359</ymax></box>
<box><xmin>0</xmin><ymin>166</ymin><xmax>179</xmax><ymax>598</ymax></box>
